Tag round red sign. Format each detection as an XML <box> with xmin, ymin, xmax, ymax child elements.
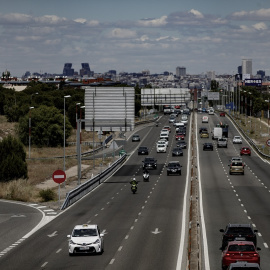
<box><xmin>52</xmin><ymin>170</ymin><xmax>66</xmax><ymax>184</ymax></box>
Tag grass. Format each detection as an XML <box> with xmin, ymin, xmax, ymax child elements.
<box><xmin>0</xmin><ymin>115</ymin><xmax>113</xmax><ymax>202</ymax></box>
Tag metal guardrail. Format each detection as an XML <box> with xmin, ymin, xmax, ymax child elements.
<box><xmin>61</xmin><ymin>153</ymin><xmax>127</xmax><ymax>210</ymax></box>
<box><xmin>226</xmin><ymin>112</ymin><xmax>270</xmax><ymax>159</ymax></box>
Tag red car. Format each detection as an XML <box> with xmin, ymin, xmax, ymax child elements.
<box><xmin>163</xmin><ymin>126</ymin><xmax>171</xmax><ymax>133</ymax></box>
<box><xmin>240</xmin><ymin>147</ymin><xmax>251</xmax><ymax>156</ymax></box>
<box><xmin>221</xmin><ymin>241</ymin><xmax>260</xmax><ymax>270</ymax></box>
<box><xmin>220</xmin><ymin>112</ymin><xmax>226</xmax><ymax>117</ymax></box>
<box><xmin>175</xmin><ymin>133</ymin><xmax>185</xmax><ymax>141</ymax></box>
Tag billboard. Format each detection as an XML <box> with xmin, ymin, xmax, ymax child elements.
<box><xmin>207</xmin><ymin>92</ymin><xmax>220</xmax><ymax>100</ymax></box>
<box><xmin>245</xmin><ymin>79</ymin><xmax>262</xmax><ymax>87</ymax></box>
<box><xmin>85</xmin><ymin>87</ymin><xmax>135</xmax><ymax>132</ymax></box>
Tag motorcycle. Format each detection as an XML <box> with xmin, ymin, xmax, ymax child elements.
<box><xmin>156</xmin><ymin>122</ymin><xmax>159</xmax><ymax>127</ymax></box>
<box><xmin>143</xmin><ymin>172</ymin><xmax>149</xmax><ymax>182</ymax></box>
<box><xmin>130</xmin><ymin>180</ymin><xmax>138</xmax><ymax>194</ymax></box>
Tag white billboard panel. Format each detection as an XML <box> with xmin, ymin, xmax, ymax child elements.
<box><xmin>207</xmin><ymin>92</ymin><xmax>220</xmax><ymax>100</ymax></box>
<box><xmin>141</xmin><ymin>88</ymin><xmax>190</xmax><ymax>106</ymax></box>
<box><xmin>85</xmin><ymin>87</ymin><xmax>135</xmax><ymax>131</ymax></box>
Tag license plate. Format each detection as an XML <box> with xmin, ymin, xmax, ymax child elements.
<box><xmin>79</xmin><ymin>247</ymin><xmax>90</xmax><ymax>250</ymax></box>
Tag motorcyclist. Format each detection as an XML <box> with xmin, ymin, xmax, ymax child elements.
<box><xmin>130</xmin><ymin>178</ymin><xmax>138</xmax><ymax>185</ymax></box>
<box><xmin>143</xmin><ymin>168</ymin><xmax>149</xmax><ymax>175</ymax></box>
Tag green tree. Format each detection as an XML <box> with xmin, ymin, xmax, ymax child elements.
<box><xmin>0</xmin><ymin>135</ymin><xmax>27</xmax><ymax>182</ymax></box>
<box><xmin>18</xmin><ymin>105</ymin><xmax>72</xmax><ymax>147</ymax></box>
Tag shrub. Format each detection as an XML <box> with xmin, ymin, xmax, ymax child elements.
<box><xmin>39</xmin><ymin>188</ymin><xmax>56</xmax><ymax>202</ymax></box>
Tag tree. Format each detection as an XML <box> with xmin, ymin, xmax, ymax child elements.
<box><xmin>0</xmin><ymin>135</ymin><xmax>27</xmax><ymax>182</ymax></box>
<box><xmin>18</xmin><ymin>105</ymin><xmax>72</xmax><ymax>147</ymax></box>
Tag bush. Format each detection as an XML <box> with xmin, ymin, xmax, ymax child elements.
<box><xmin>39</xmin><ymin>188</ymin><xmax>56</xmax><ymax>202</ymax></box>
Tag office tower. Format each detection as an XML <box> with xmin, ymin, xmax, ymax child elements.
<box><xmin>237</xmin><ymin>66</ymin><xmax>242</xmax><ymax>75</ymax></box>
<box><xmin>80</xmin><ymin>63</ymin><xmax>91</xmax><ymax>76</ymax></box>
<box><xmin>257</xmin><ymin>70</ymin><xmax>265</xmax><ymax>78</ymax></box>
<box><xmin>176</xmin><ymin>66</ymin><xmax>186</xmax><ymax>77</ymax></box>
<box><xmin>242</xmin><ymin>59</ymin><xmax>252</xmax><ymax>76</ymax></box>
<box><xmin>63</xmin><ymin>63</ymin><xmax>74</xmax><ymax>76</ymax></box>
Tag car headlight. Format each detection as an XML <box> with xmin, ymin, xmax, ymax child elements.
<box><xmin>93</xmin><ymin>239</ymin><xmax>100</xmax><ymax>244</ymax></box>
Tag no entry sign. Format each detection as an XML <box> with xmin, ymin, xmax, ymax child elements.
<box><xmin>52</xmin><ymin>170</ymin><xmax>66</xmax><ymax>184</ymax></box>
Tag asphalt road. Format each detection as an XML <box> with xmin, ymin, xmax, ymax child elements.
<box><xmin>197</xmin><ymin>112</ymin><xmax>270</xmax><ymax>269</ymax></box>
<box><xmin>0</xmin><ymin>115</ymin><xmax>191</xmax><ymax>269</ymax></box>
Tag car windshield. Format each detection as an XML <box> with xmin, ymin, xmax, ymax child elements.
<box><xmin>228</xmin><ymin>244</ymin><xmax>255</xmax><ymax>252</ymax></box>
<box><xmin>169</xmin><ymin>163</ymin><xmax>180</xmax><ymax>168</ymax></box>
<box><xmin>232</xmin><ymin>162</ymin><xmax>243</xmax><ymax>166</ymax></box>
<box><xmin>72</xmin><ymin>229</ymin><xmax>97</xmax><ymax>237</ymax></box>
<box><xmin>145</xmin><ymin>158</ymin><xmax>154</xmax><ymax>162</ymax></box>
<box><xmin>227</xmin><ymin>227</ymin><xmax>253</xmax><ymax>234</ymax></box>
<box><xmin>234</xmin><ymin>136</ymin><xmax>241</xmax><ymax>139</ymax></box>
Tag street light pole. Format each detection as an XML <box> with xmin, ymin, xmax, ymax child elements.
<box><xmin>31</xmin><ymin>92</ymin><xmax>39</xmax><ymax>103</ymax></box>
<box><xmin>29</xmin><ymin>107</ymin><xmax>34</xmax><ymax>158</ymax></box>
<box><xmin>64</xmin><ymin>95</ymin><xmax>71</xmax><ymax>175</ymax></box>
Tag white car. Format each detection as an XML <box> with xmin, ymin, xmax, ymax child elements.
<box><xmin>160</xmin><ymin>129</ymin><xmax>169</xmax><ymax>135</ymax></box>
<box><xmin>160</xmin><ymin>132</ymin><xmax>169</xmax><ymax>141</ymax></box>
<box><xmin>158</xmin><ymin>139</ymin><xmax>168</xmax><ymax>147</ymax></box>
<box><xmin>67</xmin><ymin>224</ymin><xmax>104</xmax><ymax>256</ymax></box>
<box><xmin>156</xmin><ymin>143</ymin><xmax>167</xmax><ymax>153</ymax></box>
<box><xmin>233</xmin><ymin>136</ymin><xmax>242</xmax><ymax>144</ymax></box>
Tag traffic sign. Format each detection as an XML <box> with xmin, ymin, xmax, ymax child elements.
<box><xmin>52</xmin><ymin>170</ymin><xmax>66</xmax><ymax>184</ymax></box>
<box><xmin>266</xmin><ymin>139</ymin><xmax>270</xmax><ymax>147</ymax></box>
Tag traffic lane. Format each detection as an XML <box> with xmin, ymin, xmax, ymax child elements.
<box><xmin>0</xmin><ymin>201</ymin><xmax>43</xmax><ymax>251</ymax></box>
<box><xmin>198</xmin><ymin>143</ymin><xmax>256</xmax><ymax>270</ymax></box>
<box><xmin>106</xmin><ymin>162</ymin><xmax>188</xmax><ymax>270</ymax></box>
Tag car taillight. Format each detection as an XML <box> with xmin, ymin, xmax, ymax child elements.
<box><xmin>225</xmin><ymin>253</ymin><xmax>230</xmax><ymax>256</ymax></box>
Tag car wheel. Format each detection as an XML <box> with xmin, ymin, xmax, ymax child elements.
<box><xmin>167</xmin><ymin>172</ymin><xmax>169</xmax><ymax>176</ymax></box>
<box><xmin>69</xmin><ymin>252</ymin><xmax>74</xmax><ymax>256</ymax></box>
<box><xmin>180</xmin><ymin>172</ymin><xmax>181</xmax><ymax>175</ymax></box>
<box><xmin>242</xmin><ymin>172</ymin><xmax>244</xmax><ymax>175</ymax></box>
<box><xmin>249</xmin><ymin>154</ymin><xmax>251</xmax><ymax>156</ymax></box>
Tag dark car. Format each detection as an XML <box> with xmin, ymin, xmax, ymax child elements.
<box><xmin>132</xmin><ymin>134</ymin><xmax>140</xmax><ymax>142</ymax></box>
<box><xmin>240</xmin><ymin>147</ymin><xmax>251</xmax><ymax>156</ymax></box>
<box><xmin>199</xmin><ymin>127</ymin><xmax>208</xmax><ymax>134</ymax></box>
<box><xmin>203</xmin><ymin>143</ymin><xmax>213</xmax><ymax>151</ymax></box>
<box><xmin>138</xmin><ymin>146</ymin><xmax>149</xmax><ymax>155</ymax></box>
<box><xmin>167</xmin><ymin>161</ymin><xmax>182</xmax><ymax>175</ymax></box>
<box><xmin>172</xmin><ymin>147</ymin><xmax>183</xmax><ymax>156</ymax></box>
<box><xmin>142</xmin><ymin>157</ymin><xmax>157</xmax><ymax>169</ymax></box>
<box><xmin>220</xmin><ymin>224</ymin><xmax>258</xmax><ymax>250</ymax></box>
<box><xmin>177</xmin><ymin>128</ymin><xmax>186</xmax><ymax>135</ymax></box>
<box><xmin>176</xmin><ymin>141</ymin><xmax>187</xmax><ymax>149</ymax></box>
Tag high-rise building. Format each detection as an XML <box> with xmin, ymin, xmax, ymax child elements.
<box><xmin>63</xmin><ymin>63</ymin><xmax>74</xmax><ymax>76</ymax></box>
<box><xmin>80</xmin><ymin>63</ymin><xmax>91</xmax><ymax>76</ymax></box>
<box><xmin>242</xmin><ymin>59</ymin><xmax>252</xmax><ymax>76</ymax></box>
<box><xmin>237</xmin><ymin>66</ymin><xmax>242</xmax><ymax>75</ymax></box>
<box><xmin>176</xmin><ymin>66</ymin><xmax>186</xmax><ymax>77</ymax></box>
<box><xmin>257</xmin><ymin>70</ymin><xmax>265</xmax><ymax>78</ymax></box>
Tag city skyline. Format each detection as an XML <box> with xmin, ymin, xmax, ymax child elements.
<box><xmin>1</xmin><ymin>0</ymin><xmax>270</xmax><ymax>76</ymax></box>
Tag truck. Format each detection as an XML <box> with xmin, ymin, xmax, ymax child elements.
<box><xmin>212</xmin><ymin>127</ymin><xmax>223</xmax><ymax>140</ymax></box>
<box><xmin>217</xmin><ymin>137</ymin><xmax>228</xmax><ymax>148</ymax></box>
<box><xmin>216</xmin><ymin>122</ymin><xmax>229</xmax><ymax>138</ymax></box>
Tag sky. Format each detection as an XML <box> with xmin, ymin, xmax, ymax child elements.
<box><xmin>1</xmin><ymin>0</ymin><xmax>270</xmax><ymax>77</ymax></box>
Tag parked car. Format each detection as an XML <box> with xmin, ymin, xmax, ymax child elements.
<box><xmin>233</xmin><ymin>135</ymin><xmax>242</xmax><ymax>144</ymax></box>
<box><xmin>229</xmin><ymin>161</ymin><xmax>245</xmax><ymax>175</ymax></box>
<box><xmin>142</xmin><ymin>157</ymin><xmax>157</xmax><ymax>169</ymax></box>
<box><xmin>167</xmin><ymin>161</ymin><xmax>182</xmax><ymax>175</ymax></box>
<box><xmin>203</xmin><ymin>142</ymin><xmax>213</xmax><ymax>151</ymax></box>
<box><xmin>138</xmin><ymin>146</ymin><xmax>149</xmax><ymax>155</ymax></box>
<box><xmin>172</xmin><ymin>147</ymin><xmax>183</xmax><ymax>156</ymax></box>
<box><xmin>221</xmin><ymin>241</ymin><xmax>260</xmax><ymax>270</ymax></box>
<box><xmin>220</xmin><ymin>223</ymin><xmax>258</xmax><ymax>250</ymax></box>
<box><xmin>240</xmin><ymin>147</ymin><xmax>251</xmax><ymax>156</ymax></box>
<box><xmin>132</xmin><ymin>134</ymin><xmax>140</xmax><ymax>142</ymax></box>
<box><xmin>67</xmin><ymin>224</ymin><xmax>104</xmax><ymax>256</ymax></box>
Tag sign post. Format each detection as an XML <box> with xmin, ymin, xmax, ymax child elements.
<box><xmin>52</xmin><ymin>170</ymin><xmax>66</xmax><ymax>209</ymax></box>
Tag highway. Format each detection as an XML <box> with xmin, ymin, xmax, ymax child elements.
<box><xmin>197</xmin><ymin>112</ymin><xmax>270</xmax><ymax>269</ymax></box>
<box><xmin>0</xmin><ymin>116</ymin><xmax>191</xmax><ymax>270</ymax></box>
<box><xmin>1</xmin><ymin>111</ymin><xmax>270</xmax><ymax>269</ymax></box>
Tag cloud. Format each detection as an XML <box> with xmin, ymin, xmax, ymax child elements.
<box><xmin>137</xmin><ymin>16</ymin><xmax>168</xmax><ymax>27</ymax></box>
<box><xmin>110</xmin><ymin>28</ymin><xmax>137</xmax><ymax>38</ymax></box>
<box><xmin>253</xmin><ymin>22</ymin><xmax>267</xmax><ymax>30</ymax></box>
<box><xmin>230</xmin><ymin>8</ymin><xmax>270</xmax><ymax>20</ymax></box>
<box><xmin>188</xmin><ymin>9</ymin><xmax>204</xmax><ymax>19</ymax></box>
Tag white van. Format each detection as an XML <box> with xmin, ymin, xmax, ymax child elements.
<box><xmin>208</xmin><ymin>109</ymin><xmax>214</xmax><ymax>115</ymax></box>
<box><xmin>202</xmin><ymin>116</ymin><xmax>209</xmax><ymax>123</ymax></box>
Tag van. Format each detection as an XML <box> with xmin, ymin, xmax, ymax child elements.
<box><xmin>202</xmin><ymin>116</ymin><xmax>208</xmax><ymax>123</ymax></box>
<box><xmin>208</xmin><ymin>109</ymin><xmax>214</xmax><ymax>115</ymax></box>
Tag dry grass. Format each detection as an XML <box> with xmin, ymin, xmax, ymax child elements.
<box><xmin>0</xmin><ymin>115</ymin><xmax>111</xmax><ymax>202</ymax></box>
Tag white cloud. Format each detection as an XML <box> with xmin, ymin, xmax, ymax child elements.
<box><xmin>110</xmin><ymin>28</ymin><xmax>137</xmax><ymax>38</ymax></box>
<box><xmin>156</xmin><ymin>36</ymin><xmax>169</xmax><ymax>41</ymax></box>
<box><xmin>188</xmin><ymin>9</ymin><xmax>204</xmax><ymax>19</ymax></box>
<box><xmin>253</xmin><ymin>22</ymin><xmax>267</xmax><ymax>30</ymax></box>
<box><xmin>138</xmin><ymin>16</ymin><xmax>167</xmax><ymax>27</ymax></box>
<box><xmin>231</xmin><ymin>8</ymin><xmax>270</xmax><ymax>20</ymax></box>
